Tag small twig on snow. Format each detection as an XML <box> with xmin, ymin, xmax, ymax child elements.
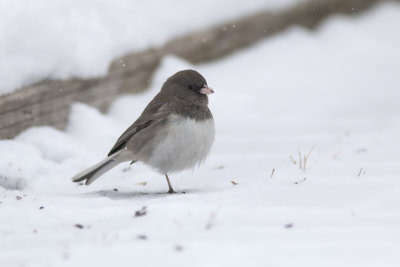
<box><xmin>289</xmin><ymin>155</ymin><xmax>296</xmax><ymax>165</ymax></box>
<box><xmin>270</xmin><ymin>168</ymin><xmax>275</xmax><ymax>178</ymax></box>
<box><xmin>306</xmin><ymin>144</ymin><xmax>315</xmax><ymax>158</ymax></box>
<box><xmin>298</xmin><ymin>151</ymin><xmax>302</xmax><ymax>170</ymax></box>
<box><xmin>357</xmin><ymin>168</ymin><xmax>366</xmax><ymax>176</ymax></box>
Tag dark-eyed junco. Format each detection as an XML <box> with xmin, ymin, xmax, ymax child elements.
<box><xmin>72</xmin><ymin>70</ymin><xmax>215</xmax><ymax>193</ymax></box>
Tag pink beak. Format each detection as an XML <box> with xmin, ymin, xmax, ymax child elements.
<box><xmin>199</xmin><ymin>85</ymin><xmax>214</xmax><ymax>95</ymax></box>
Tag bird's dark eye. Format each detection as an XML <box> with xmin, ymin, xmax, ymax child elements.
<box><xmin>188</xmin><ymin>85</ymin><xmax>193</xmax><ymax>90</ymax></box>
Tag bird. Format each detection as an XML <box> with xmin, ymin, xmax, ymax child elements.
<box><xmin>71</xmin><ymin>69</ymin><xmax>215</xmax><ymax>193</ymax></box>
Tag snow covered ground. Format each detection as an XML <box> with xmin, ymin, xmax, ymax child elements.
<box><xmin>0</xmin><ymin>0</ymin><xmax>299</xmax><ymax>95</ymax></box>
<box><xmin>1</xmin><ymin>2</ymin><xmax>400</xmax><ymax>266</ymax></box>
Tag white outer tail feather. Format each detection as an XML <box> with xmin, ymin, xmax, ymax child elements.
<box><xmin>71</xmin><ymin>150</ymin><xmax>131</xmax><ymax>185</ymax></box>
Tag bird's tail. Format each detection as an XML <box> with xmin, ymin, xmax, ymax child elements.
<box><xmin>71</xmin><ymin>150</ymin><xmax>130</xmax><ymax>185</ymax></box>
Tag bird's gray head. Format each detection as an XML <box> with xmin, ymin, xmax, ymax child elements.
<box><xmin>161</xmin><ymin>70</ymin><xmax>214</xmax><ymax>105</ymax></box>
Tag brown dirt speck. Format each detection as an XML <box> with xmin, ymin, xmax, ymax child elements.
<box><xmin>74</xmin><ymin>224</ymin><xmax>84</xmax><ymax>229</ymax></box>
<box><xmin>135</xmin><ymin>206</ymin><xmax>147</xmax><ymax>217</ymax></box>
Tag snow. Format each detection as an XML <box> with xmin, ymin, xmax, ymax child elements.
<box><xmin>0</xmin><ymin>0</ymin><xmax>299</xmax><ymax>95</ymax></box>
<box><xmin>1</xmin><ymin>2</ymin><xmax>400</xmax><ymax>266</ymax></box>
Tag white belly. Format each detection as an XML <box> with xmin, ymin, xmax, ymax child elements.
<box><xmin>147</xmin><ymin>115</ymin><xmax>215</xmax><ymax>174</ymax></box>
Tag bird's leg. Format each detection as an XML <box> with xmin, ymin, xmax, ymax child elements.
<box><xmin>165</xmin><ymin>174</ymin><xmax>176</xmax><ymax>194</ymax></box>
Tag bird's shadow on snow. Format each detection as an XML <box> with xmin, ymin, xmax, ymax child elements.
<box><xmin>84</xmin><ymin>188</ymin><xmax>216</xmax><ymax>200</ymax></box>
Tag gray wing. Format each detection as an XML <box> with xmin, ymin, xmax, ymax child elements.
<box><xmin>108</xmin><ymin>94</ymin><xmax>167</xmax><ymax>157</ymax></box>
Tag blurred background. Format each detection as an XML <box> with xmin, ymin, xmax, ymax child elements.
<box><xmin>1</xmin><ymin>1</ymin><xmax>400</xmax><ymax>266</ymax></box>
<box><xmin>1</xmin><ymin>0</ymin><xmax>397</xmax><ymax>138</ymax></box>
